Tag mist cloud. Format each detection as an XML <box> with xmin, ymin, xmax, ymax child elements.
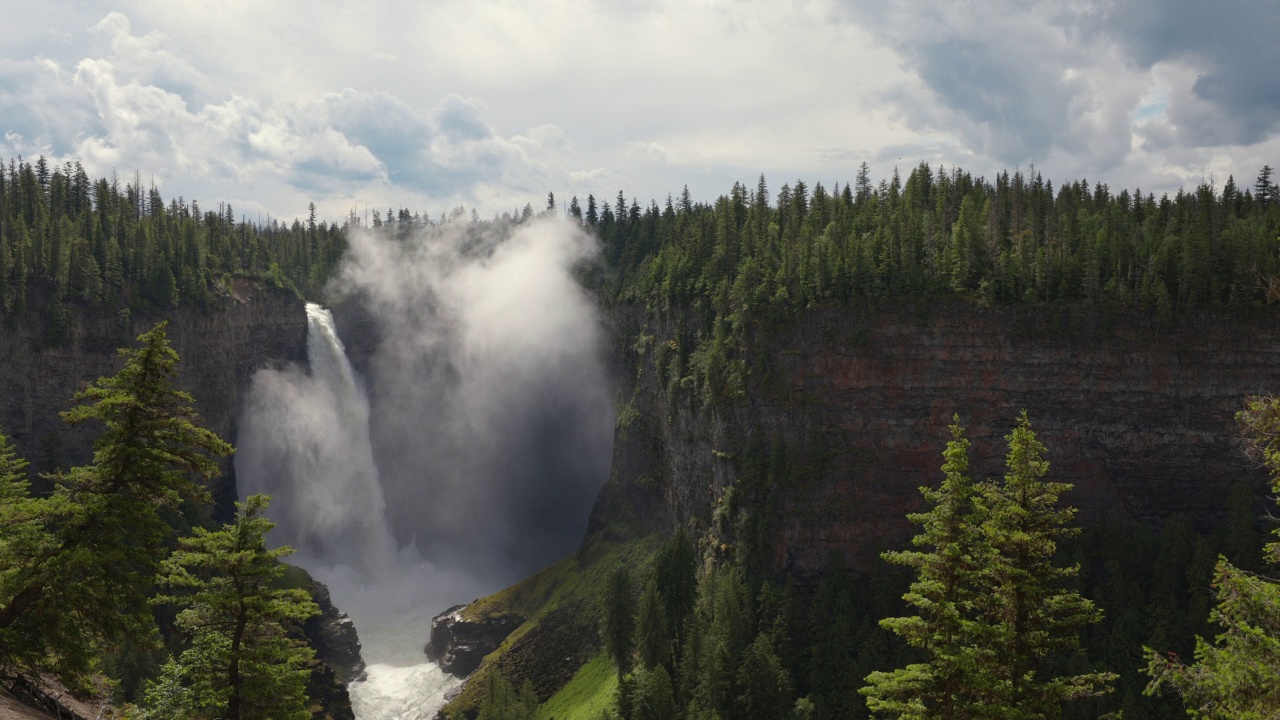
<box><xmin>238</xmin><ymin>216</ymin><xmax>614</xmax><ymax>592</ymax></box>
<box><xmin>334</xmin><ymin>217</ymin><xmax>614</xmax><ymax>579</ymax></box>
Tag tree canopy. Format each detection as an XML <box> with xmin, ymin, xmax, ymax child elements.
<box><xmin>0</xmin><ymin>322</ymin><xmax>230</xmax><ymax>684</ymax></box>
<box><xmin>131</xmin><ymin>494</ymin><xmax>318</xmax><ymax>720</ymax></box>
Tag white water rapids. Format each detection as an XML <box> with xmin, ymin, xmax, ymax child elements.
<box><xmin>237</xmin><ymin>303</ymin><xmax>475</xmax><ymax>719</ymax></box>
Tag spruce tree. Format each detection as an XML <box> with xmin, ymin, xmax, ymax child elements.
<box><xmin>654</xmin><ymin>527</ymin><xmax>698</xmax><ymax>652</ymax></box>
<box><xmin>473</xmin><ymin>671</ymin><xmax>538</xmax><ymax>720</ymax></box>
<box><xmin>0</xmin><ymin>430</ymin><xmax>51</xmax><ymax>673</ymax></box>
<box><xmin>0</xmin><ymin>323</ymin><xmax>230</xmax><ymax>683</ymax></box>
<box><xmin>633</xmin><ymin>665</ymin><xmax>677</xmax><ymax>720</ymax></box>
<box><xmin>735</xmin><ymin>633</ymin><xmax>792</xmax><ymax>720</ymax></box>
<box><xmin>1144</xmin><ymin>396</ymin><xmax>1280</xmax><ymax>717</ymax></box>
<box><xmin>603</xmin><ymin>563</ymin><xmax>637</xmax><ymax>677</ymax></box>
<box><xmin>134</xmin><ymin>494</ymin><xmax>318</xmax><ymax>720</ymax></box>
<box><xmin>971</xmin><ymin>411</ymin><xmax>1114</xmax><ymax>717</ymax></box>
<box><xmin>865</xmin><ymin>413</ymin><xmax>1112</xmax><ymax>719</ymax></box>
<box><xmin>862</xmin><ymin>418</ymin><xmax>985</xmax><ymax>718</ymax></box>
<box><xmin>636</xmin><ymin>575</ymin><xmax>671</xmax><ymax>671</ymax></box>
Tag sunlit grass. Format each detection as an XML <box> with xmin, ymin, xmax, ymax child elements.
<box><xmin>537</xmin><ymin>653</ymin><xmax>617</xmax><ymax>720</ymax></box>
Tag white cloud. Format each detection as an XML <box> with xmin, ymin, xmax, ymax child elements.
<box><xmin>0</xmin><ymin>13</ymin><xmax>593</xmax><ymax>218</ymax></box>
<box><xmin>0</xmin><ymin>1</ymin><xmax>1275</xmax><ymax>219</ymax></box>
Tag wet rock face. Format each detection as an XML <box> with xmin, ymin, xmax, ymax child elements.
<box><xmin>425</xmin><ymin>605</ymin><xmax>525</xmax><ymax>678</ymax></box>
<box><xmin>300</xmin><ymin>579</ymin><xmax>363</xmax><ymax>720</ymax></box>
<box><xmin>594</xmin><ymin>304</ymin><xmax>1280</xmax><ymax>579</ymax></box>
<box><xmin>306</xmin><ymin>580</ymin><xmax>367</xmax><ymax>685</ymax></box>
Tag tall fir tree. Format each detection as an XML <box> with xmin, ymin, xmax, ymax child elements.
<box><xmin>0</xmin><ymin>323</ymin><xmax>230</xmax><ymax>684</ymax></box>
<box><xmin>603</xmin><ymin>563</ymin><xmax>637</xmax><ymax>678</ymax></box>
<box><xmin>133</xmin><ymin>494</ymin><xmax>318</xmax><ymax>720</ymax></box>
<box><xmin>862</xmin><ymin>418</ymin><xmax>986</xmax><ymax>719</ymax></box>
<box><xmin>971</xmin><ymin>411</ymin><xmax>1114</xmax><ymax>717</ymax></box>
<box><xmin>636</xmin><ymin>575</ymin><xmax>671</xmax><ymax>671</ymax></box>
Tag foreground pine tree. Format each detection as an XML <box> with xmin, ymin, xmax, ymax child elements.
<box><xmin>862</xmin><ymin>418</ymin><xmax>985</xmax><ymax>718</ymax></box>
<box><xmin>1144</xmin><ymin>396</ymin><xmax>1280</xmax><ymax>717</ymax></box>
<box><xmin>973</xmin><ymin>412</ymin><xmax>1114</xmax><ymax>717</ymax></box>
<box><xmin>0</xmin><ymin>322</ymin><xmax>230</xmax><ymax>683</ymax></box>
<box><xmin>865</xmin><ymin>412</ymin><xmax>1114</xmax><ymax>719</ymax></box>
<box><xmin>133</xmin><ymin>494</ymin><xmax>318</xmax><ymax>720</ymax></box>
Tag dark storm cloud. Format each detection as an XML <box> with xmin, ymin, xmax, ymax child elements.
<box><xmin>834</xmin><ymin>1</ymin><xmax>1086</xmax><ymax>166</ymax></box>
<box><xmin>910</xmin><ymin>35</ymin><xmax>1067</xmax><ymax>163</ymax></box>
<box><xmin>315</xmin><ymin>89</ymin><xmax>549</xmax><ymax>196</ymax></box>
<box><xmin>1074</xmin><ymin>0</ymin><xmax>1280</xmax><ymax>147</ymax></box>
<box><xmin>839</xmin><ymin>0</ymin><xmax>1279</xmax><ymax>173</ymax></box>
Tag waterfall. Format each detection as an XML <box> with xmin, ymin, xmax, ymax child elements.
<box><xmin>237</xmin><ymin>219</ymin><xmax>614</xmax><ymax>720</ymax></box>
<box><xmin>237</xmin><ymin>302</ymin><xmax>393</xmax><ymax>578</ymax></box>
<box><xmin>237</xmin><ymin>302</ymin><xmax>464</xmax><ymax>720</ymax></box>
<box><xmin>299</xmin><ymin>302</ymin><xmax>395</xmax><ymax>574</ymax></box>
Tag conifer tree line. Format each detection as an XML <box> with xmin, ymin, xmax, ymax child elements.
<box><xmin>566</xmin><ymin>162</ymin><xmax>1280</xmax><ymax>410</ymax></box>
<box><xmin>0</xmin><ymin>156</ymin><xmax>348</xmax><ymax>330</ymax></box>
<box><xmin>0</xmin><ymin>324</ymin><xmax>319</xmax><ymax>719</ymax></box>
<box><xmin>583</xmin><ymin>162</ymin><xmax>1280</xmax><ymax>315</ymax></box>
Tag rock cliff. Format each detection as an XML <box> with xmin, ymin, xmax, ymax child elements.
<box><xmin>426</xmin><ymin>604</ymin><xmax>525</xmax><ymax>678</ymax></box>
<box><xmin>0</xmin><ymin>278</ymin><xmax>308</xmax><ymax>518</ymax></box>
<box><xmin>594</xmin><ymin>303</ymin><xmax>1280</xmax><ymax>578</ymax></box>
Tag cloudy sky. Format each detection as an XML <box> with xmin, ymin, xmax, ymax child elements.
<box><xmin>2</xmin><ymin>0</ymin><xmax>1277</xmax><ymax>222</ymax></box>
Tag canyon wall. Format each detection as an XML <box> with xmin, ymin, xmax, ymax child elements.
<box><xmin>594</xmin><ymin>303</ymin><xmax>1280</xmax><ymax>579</ymax></box>
<box><xmin>0</xmin><ymin>279</ymin><xmax>307</xmax><ymax>517</ymax></box>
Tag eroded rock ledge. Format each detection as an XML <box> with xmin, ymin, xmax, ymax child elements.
<box><xmin>425</xmin><ymin>605</ymin><xmax>524</xmax><ymax>678</ymax></box>
<box><xmin>307</xmin><ymin>579</ymin><xmax>367</xmax><ymax>685</ymax></box>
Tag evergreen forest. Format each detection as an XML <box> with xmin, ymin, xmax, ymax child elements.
<box><xmin>1</xmin><ymin>157</ymin><xmax>1279</xmax><ymax>719</ymax></box>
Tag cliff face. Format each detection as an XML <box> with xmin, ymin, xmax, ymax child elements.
<box><xmin>594</xmin><ymin>303</ymin><xmax>1280</xmax><ymax>578</ymax></box>
<box><xmin>0</xmin><ymin>279</ymin><xmax>307</xmax><ymax>517</ymax></box>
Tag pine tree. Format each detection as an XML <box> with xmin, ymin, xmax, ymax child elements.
<box><xmin>132</xmin><ymin>494</ymin><xmax>317</xmax><ymax>720</ymax></box>
<box><xmin>0</xmin><ymin>323</ymin><xmax>231</xmax><ymax>683</ymax></box>
<box><xmin>1144</xmin><ymin>395</ymin><xmax>1280</xmax><ymax>717</ymax></box>
<box><xmin>865</xmin><ymin>413</ymin><xmax>1112</xmax><ymax>719</ymax></box>
<box><xmin>635</xmin><ymin>575</ymin><xmax>670</xmax><ymax>671</ymax></box>
<box><xmin>632</xmin><ymin>665</ymin><xmax>677</xmax><ymax>720</ymax></box>
<box><xmin>0</xmin><ymin>428</ymin><xmax>29</xmax><ymax>503</ymax></box>
<box><xmin>473</xmin><ymin>671</ymin><xmax>538</xmax><ymax>720</ymax></box>
<box><xmin>0</xmin><ymin>431</ymin><xmax>50</xmax><ymax>677</ymax></box>
<box><xmin>654</xmin><ymin>527</ymin><xmax>698</xmax><ymax>651</ymax></box>
<box><xmin>971</xmin><ymin>411</ymin><xmax>1114</xmax><ymax>717</ymax></box>
<box><xmin>862</xmin><ymin>418</ymin><xmax>985</xmax><ymax>718</ymax></box>
<box><xmin>1254</xmin><ymin>165</ymin><xmax>1274</xmax><ymax>207</ymax></box>
<box><xmin>735</xmin><ymin>633</ymin><xmax>792</xmax><ymax>720</ymax></box>
<box><xmin>603</xmin><ymin>563</ymin><xmax>637</xmax><ymax>677</ymax></box>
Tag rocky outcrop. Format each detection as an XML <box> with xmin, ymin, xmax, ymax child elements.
<box><xmin>293</xmin><ymin>574</ymin><xmax>361</xmax><ymax>720</ymax></box>
<box><xmin>594</xmin><ymin>303</ymin><xmax>1280</xmax><ymax>578</ymax></box>
<box><xmin>0</xmin><ymin>278</ymin><xmax>308</xmax><ymax>518</ymax></box>
<box><xmin>426</xmin><ymin>605</ymin><xmax>525</xmax><ymax>678</ymax></box>
<box><xmin>0</xmin><ymin>675</ymin><xmax>106</xmax><ymax>720</ymax></box>
<box><xmin>306</xmin><ymin>579</ymin><xmax>367</xmax><ymax>685</ymax></box>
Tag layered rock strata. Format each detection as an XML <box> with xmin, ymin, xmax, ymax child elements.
<box><xmin>595</xmin><ymin>304</ymin><xmax>1280</xmax><ymax>578</ymax></box>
